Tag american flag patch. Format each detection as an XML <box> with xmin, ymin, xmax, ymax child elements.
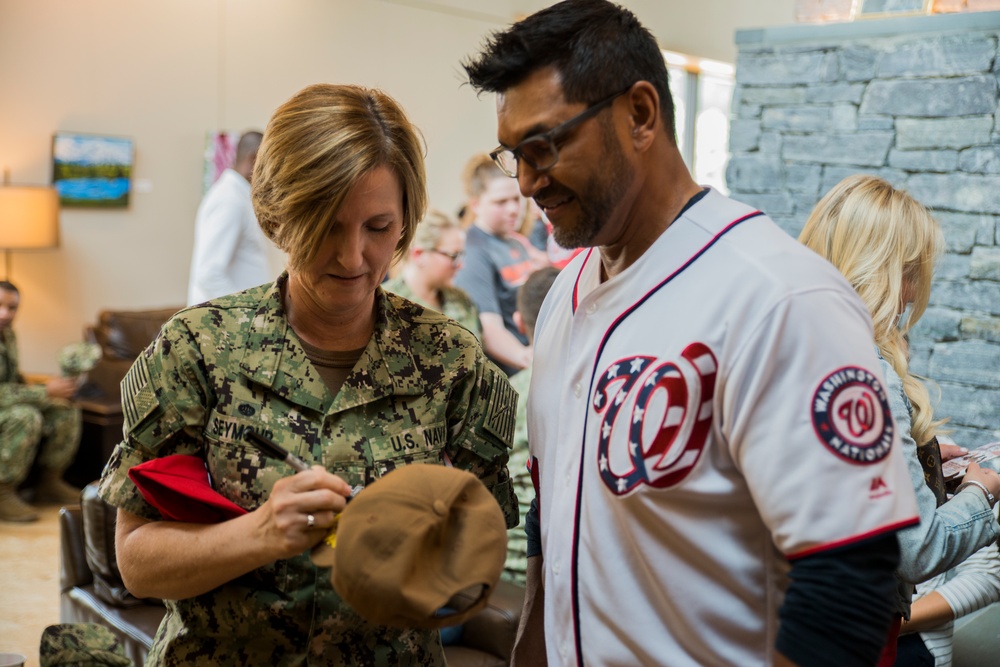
<box><xmin>483</xmin><ymin>370</ymin><xmax>517</xmax><ymax>445</ymax></box>
<box><xmin>122</xmin><ymin>359</ymin><xmax>156</xmax><ymax>431</ymax></box>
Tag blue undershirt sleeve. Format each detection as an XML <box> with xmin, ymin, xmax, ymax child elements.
<box><xmin>777</xmin><ymin>532</ymin><xmax>900</xmax><ymax>666</ymax></box>
<box><xmin>525</xmin><ymin>496</ymin><xmax>542</xmax><ymax>559</ymax></box>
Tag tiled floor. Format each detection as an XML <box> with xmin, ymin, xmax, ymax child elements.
<box><xmin>0</xmin><ymin>505</ymin><xmax>63</xmax><ymax>667</ymax></box>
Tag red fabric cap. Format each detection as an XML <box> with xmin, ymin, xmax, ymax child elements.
<box><xmin>127</xmin><ymin>455</ymin><xmax>247</xmax><ymax>523</ymax></box>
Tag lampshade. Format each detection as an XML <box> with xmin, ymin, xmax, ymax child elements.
<box><xmin>0</xmin><ymin>185</ymin><xmax>60</xmax><ymax>250</ymax></box>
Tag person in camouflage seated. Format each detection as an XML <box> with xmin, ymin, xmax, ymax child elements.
<box><xmin>98</xmin><ymin>83</ymin><xmax>518</xmax><ymax>667</ymax></box>
<box><xmin>503</xmin><ymin>266</ymin><xmax>559</xmax><ymax>585</ymax></box>
<box><xmin>0</xmin><ymin>280</ymin><xmax>82</xmax><ymax>523</ymax></box>
<box><xmin>383</xmin><ymin>209</ymin><xmax>482</xmax><ymax>338</ymax></box>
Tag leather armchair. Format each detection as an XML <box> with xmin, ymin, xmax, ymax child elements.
<box><xmin>78</xmin><ymin>306</ymin><xmax>183</xmax><ymax>408</ymax></box>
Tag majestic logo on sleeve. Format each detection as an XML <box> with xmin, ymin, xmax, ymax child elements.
<box><xmin>811</xmin><ymin>367</ymin><xmax>893</xmax><ymax>464</ymax></box>
<box><xmin>594</xmin><ymin>343</ymin><xmax>717</xmax><ymax>495</ymax></box>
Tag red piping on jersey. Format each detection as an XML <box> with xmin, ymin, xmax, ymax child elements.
<box><xmin>567</xmin><ymin>209</ymin><xmax>764</xmax><ymax>667</ymax></box>
<box><xmin>571</xmin><ymin>248</ymin><xmax>596</xmax><ymax>313</ymax></box>
<box><xmin>786</xmin><ymin>515</ymin><xmax>920</xmax><ymax>560</ymax></box>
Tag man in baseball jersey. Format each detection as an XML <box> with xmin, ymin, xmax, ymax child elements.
<box><xmin>464</xmin><ymin>1</ymin><xmax>920</xmax><ymax>665</ymax></box>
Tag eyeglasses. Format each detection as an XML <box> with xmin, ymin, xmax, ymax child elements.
<box><xmin>427</xmin><ymin>248</ymin><xmax>464</xmax><ymax>265</ymax></box>
<box><xmin>489</xmin><ymin>84</ymin><xmax>634</xmax><ymax>178</ymax></box>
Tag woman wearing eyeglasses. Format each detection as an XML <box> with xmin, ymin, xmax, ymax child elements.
<box><xmin>384</xmin><ymin>209</ymin><xmax>482</xmax><ymax>338</ymax></box>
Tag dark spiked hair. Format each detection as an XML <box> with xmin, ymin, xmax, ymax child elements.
<box><xmin>463</xmin><ymin>0</ymin><xmax>675</xmax><ymax>141</ymax></box>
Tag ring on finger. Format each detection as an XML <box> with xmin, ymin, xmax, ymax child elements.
<box><xmin>306</xmin><ymin>513</ymin><xmax>315</xmax><ymax>529</ymax></box>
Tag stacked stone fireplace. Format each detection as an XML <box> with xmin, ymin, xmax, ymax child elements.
<box><xmin>727</xmin><ymin>11</ymin><xmax>1000</xmax><ymax>445</ymax></box>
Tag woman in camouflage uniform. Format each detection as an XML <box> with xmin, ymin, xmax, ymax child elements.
<box><xmin>98</xmin><ymin>84</ymin><xmax>518</xmax><ymax>667</ymax></box>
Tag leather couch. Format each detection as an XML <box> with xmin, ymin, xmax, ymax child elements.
<box><xmin>61</xmin><ymin>484</ymin><xmax>525</xmax><ymax>667</ymax></box>
<box><xmin>81</xmin><ymin>306</ymin><xmax>183</xmax><ymax>406</ymax></box>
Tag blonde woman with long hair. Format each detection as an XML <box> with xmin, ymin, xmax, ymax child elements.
<box><xmin>800</xmin><ymin>175</ymin><xmax>1000</xmax><ymax>665</ymax></box>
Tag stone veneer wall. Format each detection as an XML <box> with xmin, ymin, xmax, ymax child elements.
<box><xmin>796</xmin><ymin>0</ymin><xmax>1000</xmax><ymax>24</ymax></box>
<box><xmin>728</xmin><ymin>11</ymin><xmax>1000</xmax><ymax>446</ymax></box>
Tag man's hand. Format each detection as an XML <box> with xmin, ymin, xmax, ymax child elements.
<box><xmin>45</xmin><ymin>376</ymin><xmax>79</xmax><ymax>400</ymax></box>
<box><xmin>511</xmin><ymin>555</ymin><xmax>547</xmax><ymax>666</ymax></box>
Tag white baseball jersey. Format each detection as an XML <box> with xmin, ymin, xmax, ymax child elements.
<box><xmin>528</xmin><ymin>188</ymin><xmax>919</xmax><ymax>666</ymax></box>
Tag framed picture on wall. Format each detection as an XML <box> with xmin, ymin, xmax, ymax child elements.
<box><xmin>202</xmin><ymin>131</ymin><xmax>239</xmax><ymax>194</ymax></box>
<box><xmin>52</xmin><ymin>132</ymin><xmax>134</xmax><ymax>207</ymax></box>
<box><xmin>857</xmin><ymin>0</ymin><xmax>932</xmax><ymax>18</ymax></box>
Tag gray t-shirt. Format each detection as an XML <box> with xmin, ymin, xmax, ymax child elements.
<box><xmin>455</xmin><ymin>225</ymin><xmax>533</xmax><ymax>370</ymax></box>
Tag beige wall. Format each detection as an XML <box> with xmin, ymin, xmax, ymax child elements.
<box><xmin>0</xmin><ymin>0</ymin><xmax>795</xmax><ymax>373</ymax></box>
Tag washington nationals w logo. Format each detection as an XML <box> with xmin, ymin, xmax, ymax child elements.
<box><xmin>838</xmin><ymin>391</ymin><xmax>876</xmax><ymax>438</ymax></box>
<box><xmin>811</xmin><ymin>366</ymin><xmax>893</xmax><ymax>464</ymax></box>
<box><xmin>594</xmin><ymin>343</ymin><xmax>717</xmax><ymax>495</ymax></box>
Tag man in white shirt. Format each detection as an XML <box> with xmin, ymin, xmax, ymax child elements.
<box><xmin>187</xmin><ymin>131</ymin><xmax>271</xmax><ymax>305</ymax></box>
<box><xmin>464</xmin><ymin>2</ymin><xmax>919</xmax><ymax>665</ymax></box>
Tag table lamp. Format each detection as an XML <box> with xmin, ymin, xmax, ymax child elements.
<box><xmin>0</xmin><ymin>181</ymin><xmax>60</xmax><ymax>281</ymax></box>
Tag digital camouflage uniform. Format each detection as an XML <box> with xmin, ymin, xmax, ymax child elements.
<box><xmin>502</xmin><ymin>366</ymin><xmax>532</xmax><ymax>585</ymax></box>
<box><xmin>39</xmin><ymin>623</ymin><xmax>132</xmax><ymax>667</ymax></box>
<box><xmin>382</xmin><ymin>275</ymin><xmax>483</xmax><ymax>340</ymax></box>
<box><xmin>0</xmin><ymin>328</ymin><xmax>81</xmax><ymax>485</ymax></box>
<box><xmin>98</xmin><ymin>274</ymin><xmax>518</xmax><ymax>667</ymax></box>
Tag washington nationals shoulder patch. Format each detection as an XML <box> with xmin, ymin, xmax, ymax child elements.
<box><xmin>811</xmin><ymin>366</ymin><xmax>893</xmax><ymax>465</ymax></box>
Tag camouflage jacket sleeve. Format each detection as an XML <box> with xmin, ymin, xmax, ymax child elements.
<box><xmin>445</xmin><ymin>347</ymin><xmax>519</xmax><ymax>530</ymax></box>
<box><xmin>98</xmin><ymin>316</ymin><xmax>213</xmax><ymax>518</ymax></box>
<box><xmin>0</xmin><ymin>382</ymin><xmax>48</xmax><ymax>409</ymax></box>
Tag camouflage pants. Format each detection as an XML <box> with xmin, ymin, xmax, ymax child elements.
<box><xmin>0</xmin><ymin>400</ymin><xmax>81</xmax><ymax>485</ymax></box>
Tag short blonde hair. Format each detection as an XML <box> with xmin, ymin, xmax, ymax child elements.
<box><xmin>799</xmin><ymin>174</ymin><xmax>945</xmax><ymax>445</ymax></box>
<box><xmin>410</xmin><ymin>209</ymin><xmax>462</xmax><ymax>250</ymax></box>
<box><xmin>253</xmin><ymin>83</ymin><xmax>427</xmax><ymax>270</ymax></box>
<box><xmin>462</xmin><ymin>153</ymin><xmax>506</xmax><ymax>198</ymax></box>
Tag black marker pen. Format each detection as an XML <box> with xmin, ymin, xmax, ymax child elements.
<box><xmin>246</xmin><ymin>430</ymin><xmax>310</xmax><ymax>473</ymax></box>
<box><xmin>246</xmin><ymin>430</ymin><xmax>353</xmax><ymax>504</ymax></box>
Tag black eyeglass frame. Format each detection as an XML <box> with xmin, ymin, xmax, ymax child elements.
<box><xmin>427</xmin><ymin>248</ymin><xmax>465</xmax><ymax>264</ymax></box>
<box><xmin>489</xmin><ymin>84</ymin><xmax>635</xmax><ymax>178</ymax></box>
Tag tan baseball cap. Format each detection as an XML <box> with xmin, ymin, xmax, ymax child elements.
<box><xmin>327</xmin><ymin>463</ymin><xmax>507</xmax><ymax>629</ymax></box>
